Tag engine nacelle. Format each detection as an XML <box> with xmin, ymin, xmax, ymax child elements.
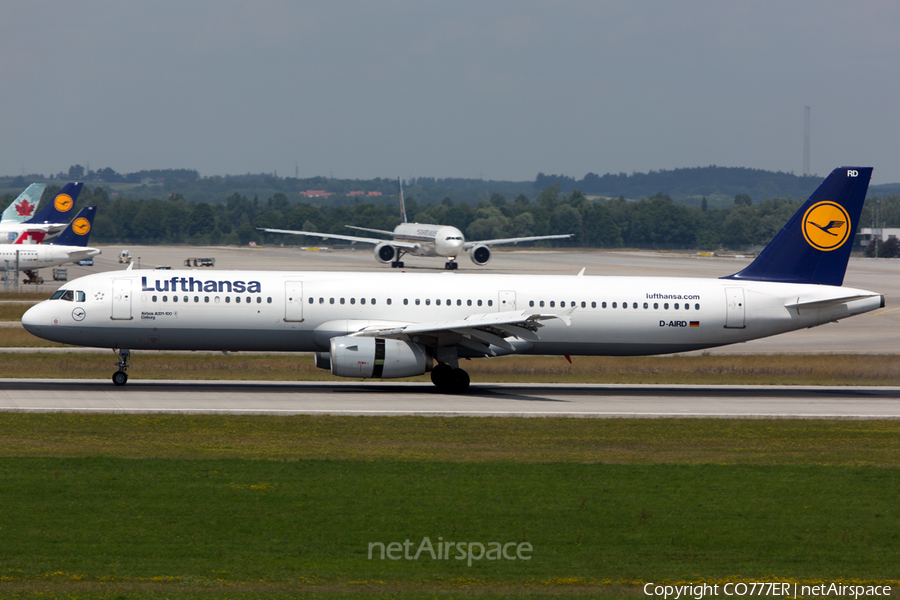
<box><xmin>470</xmin><ymin>244</ymin><xmax>491</xmax><ymax>266</ymax></box>
<box><xmin>330</xmin><ymin>336</ymin><xmax>429</xmax><ymax>379</ymax></box>
<box><xmin>374</xmin><ymin>243</ymin><xmax>396</xmax><ymax>264</ymax></box>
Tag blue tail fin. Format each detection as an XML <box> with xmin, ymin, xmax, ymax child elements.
<box><xmin>50</xmin><ymin>206</ymin><xmax>97</xmax><ymax>247</ymax></box>
<box><xmin>25</xmin><ymin>182</ymin><xmax>83</xmax><ymax>225</ymax></box>
<box><xmin>723</xmin><ymin>167</ymin><xmax>871</xmax><ymax>287</ymax></box>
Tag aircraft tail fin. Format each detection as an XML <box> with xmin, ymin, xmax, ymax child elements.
<box><xmin>25</xmin><ymin>182</ymin><xmax>82</xmax><ymax>225</ymax></box>
<box><xmin>50</xmin><ymin>206</ymin><xmax>97</xmax><ymax>247</ymax></box>
<box><xmin>1</xmin><ymin>183</ymin><xmax>47</xmax><ymax>224</ymax></box>
<box><xmin>723</xmin><ymin>167</ymin><xmax>871</xmax><ymax>287</ymax></box>
<box><xmin>398</xmin><ymin>177</ymin><xmax>408</xmax><ymax>224</ymax></box>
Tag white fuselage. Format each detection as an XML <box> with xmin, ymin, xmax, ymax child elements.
<box><xmin>0</xmin><ymin>244</ymin><xmax>100</xmax><ymax>270</ymax></box>
<box><xmin>392</xmin><ymin>223</ymin><xmax>464</xmax><ymax>258</ymax></box>
<box><xmin>0</xmin><ymin>222</ymin><xmax>66</xmax><ymax>244</ymax></box>
<box><xmin>21</xmin><ymin>269</ymin><xmax>882</xmax><ymax>356</ymax></box>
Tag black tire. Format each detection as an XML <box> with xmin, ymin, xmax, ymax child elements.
<box><xmin>112</xmin><ymin>371</ymin><xmax>128</xmax><ymax>386</ymax></box>
<box><xmin>430</xmin><ymin>363</ymin><xmax>453</xmax><ymax>388</ymax></box>
<box><xmin>449</xmin><ymin>368</ymin><xmax>470</xmax><ymax>393</ymax></box>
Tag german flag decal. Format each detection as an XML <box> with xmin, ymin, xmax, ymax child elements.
<box><xmin>689</xmin><ymin>321</ymin><xmax>700</xmax><ymax>327</ymax></box>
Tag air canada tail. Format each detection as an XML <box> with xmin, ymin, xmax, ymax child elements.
<box><xmin>50</xmin><ymin>206</ymin><xmax>97</xmax><ymax>247</ymax></box>
<box><xmin>24</xmin><ymin>182</ymin><xmax>83</xmax><ymax>225</ymax></box>
<box><xmin>723</xmin><ymin>167</ymin><xmax>872</xmax><ymax>287</ymax></box>
<box><xmin>1</xmin><ymin>183</ymin><xmax>46</xmax><ymax>224</ymax></box>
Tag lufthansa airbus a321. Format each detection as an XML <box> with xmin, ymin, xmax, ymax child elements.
<box><xmin>23</xmin><ymin>168</ymin><xmax>883</xmax><ymax>392</ymax></box>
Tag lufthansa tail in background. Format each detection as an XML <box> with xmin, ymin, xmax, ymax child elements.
<box><xmin>23</xmin><ymin>168</ymin><xmax>883</xmax><ymax>391</ymax></box>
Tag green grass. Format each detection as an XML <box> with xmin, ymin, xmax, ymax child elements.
<box><xmin>0</xmin><ymin>415</ymin><xmax>898</xmax><ymax>598</ymax></box>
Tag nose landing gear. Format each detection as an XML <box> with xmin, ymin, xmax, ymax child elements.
<box><xmin>112</xmin><ymin>348</ymin><xmax>131</xmax><ymax>386</ymax></box>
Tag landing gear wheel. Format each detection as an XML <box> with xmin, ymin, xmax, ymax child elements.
<box><xmin>449</xmin><ymin>368</ymin><xmax>470</xmax><ymax>393</ymax></box>
<box><xmin>444</xmin><ymin>261</ymin><xmax>458</xmax><ymax>270</ymax></box>
<box><xmin>112</xmin><ymin>348</ymin><xmax>131</xmax><ymax>386</ymax></box>
<box><xmin>431</xmin><ymin>363</ymin><xmax>453</xmax><ymax>388</ymax></box>
<box><xmin>391</xmin><ymin>261</ymin><xmax>405</xmax><ymax>268</ymax></box>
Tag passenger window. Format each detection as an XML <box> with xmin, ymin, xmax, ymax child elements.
<box><xmin>488</xmin><ymin>300</ymin><xmax>492</xmax><ymax>306</ymax></box>
<box><xmin>152</xmin><ymin>295</ymin><xmax>158</xmax><ymax>302</ymax></box>
<box><xmin>622</xmin><ymin>302</ymin><xmax>627</xmax><ymax>309</ymax></box>
<box><xmin>340</xmin><ymin>298</ymin><xmax>345</xmax><ymax>304</ymax></box>
<box><xmin>612</xmin><ymin>302</ymin><xmax>617</xmax><ymax>308</ymax></box>
<box><xmin>415</xmin><ymin>299</ymin><xmax>420</xmax><ymax>305</ymax></box>
<box><xmin>581</xmin><ymin>301</ymin><xmax>586</xmax><ymax>308</ymax></box>
<box><xmin>319</xmin><ymin>298</ymin><xmax>324</xmax><ymax>304</ymax></box>
<box><xmin>477</xmin><ymin>300</ymin><xmax>482</xmax><ymax>307</ymax></box>
<box><xmin>633</xmin><ymin>302</ymin><xmax>638</xmax><ymax>309</ymax></box>
<box><xmin>539</xmin><ymin>301</ymin><xmax>544</xmax><ymax>308</ymax></box>
<box><xmin>467</xmin><ymin>300</ymin><xmax>472</xmax><ymax>306</ymax></box>
<box><xmin>257</xmin><ymin>297</ymin><xmax>262</xmax><ymax>304</ymax></box>
<box><xmin>350</xmin><ymin>298</ymin><xmax>355</xmax><ymax>305</ymax></box>
<box><xmin>330</xmin><ymin>298</ymin><xmax>335</xmax><ymax>304</ymax></box>
<box><xmin>425</xmin><ymin>299</ymin><xmax>431</xmax><ymax>306</ymax></box>
<box><xmin>654</xmin><ymin>303</ymin><xmax>659</xmax><ymax>309</ymax></box>
<box><xmin>643</xmin><ymin>302</ymin><xmax>648</xmax><ymax>309</ymax></box>
<box><xmin>267</xmin><ymin>297</ymin><xmax>272</xmax><ymax>303</ymax></box>
<box><xmin>664</xmin><ymin>303</ymin><xmax>669</xmax><ymax>309</ymax></box>
<box><xmin>387</xmin><ymin>298</ymin><xmax>392</xmax><ymax>305</ymax></box>
<box><xmin>194</xmin><ymin>296</ymin><xmax>199</xmax><ymax>303</ymax></box>
<box><xmin>456</xmin><ymin>299</ymin><xmax>461</xmax><ymax>306</ymax></box>
<box><xmin>236</xmin><ymin>297</ymin><xmax>241</xmax><ymax>303</ymax></box>
<box><xmin>674</xmin><ymin>303</ymin><xmax>679</xmax><ymax>310</ymax></box>
<box><xmin>529</xmin><ymin>300</ymin><xmax>534</xmax><ymax>307</ymax></box>
<box><xmin>550</xmin><ymin>301</ymin><xmax>555</xmax><ymax>308</ymax></box>
<box><xmin>205</xmin><ymin>296</ymin><xmax>210</xmax><ymax>303</ymax></box>
<box><xmin>684</xmin><ymin>303</ymin><xmax>689</xmax><ymax>310</ymax></box>
<box><xmin>225</xmin><ymin>297</ymin><xmax>231</xmax><ymax>303</ymax></box>
<box><xmin>447</xmin><ymin>299</ymin><xmax>451</xmax><ymax>306</ymax></box>
<box><xmin>308</xmin><ymin>297</ymin><xmax>313</xmax><ymax>304</ymax></box>
<box><xmin>591</xmin><ymin>301</ymin><xmax>596</xmax><ymax>308</ymax></box>
<box><xmin>404</xmin><ymin>299</ymin><xmax>408</xmax><ymax>305</ymax></box>
<box><xmin>246</xmin><ymin>297</ymin><xmax>251</xmax><ymax>304</ymax></box>
<box><xmin>436</xmin><ymin>299</ymin><xmax>440</xmax><ymax>306</ymax></box>
<box><xmin>602</xmin><ymin>302</ymin><xmax>607</xmax><ymax>308</ymax></box>
<box><xmin>695</xmin><ymin>303</ymin><xmax>700</xmax><ymax>310</ymax></box>
<box><xmin>163</xmin><ymin>296</ymin><xmax>168</xmax><ymax>302</ymax></box>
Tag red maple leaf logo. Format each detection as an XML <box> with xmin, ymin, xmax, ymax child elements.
<box><xmin>14</xmin><ymin>199</ymin><xmax>36</xmax><ymax>217</ymax></box>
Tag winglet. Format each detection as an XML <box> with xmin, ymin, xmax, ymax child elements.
<box><xmin>723</xmin><ymin>167</ymin><xmax>871</xmax><ymax>287</ymax></box>
<box><xmin>126</xmin><ymin>262</ymin><xmax>134</xmax><ymax>271</ymax></box>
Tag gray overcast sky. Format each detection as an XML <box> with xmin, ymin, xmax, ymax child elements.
<box><xmin>1</xmin><ymin>1</ymin><xmax>898</xmax><ymax>184</ymax></box>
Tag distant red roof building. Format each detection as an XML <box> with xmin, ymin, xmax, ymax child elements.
<box><xmin>367</xmin><ymin>191</ymin><xmax>382</xmax><ymax>196</ymax></box>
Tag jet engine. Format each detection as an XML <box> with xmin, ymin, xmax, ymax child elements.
<box><xmin>374</xmin><ymin>243</ymin><xmax>396</xmax><ymax>264</ymax></box>
<box><xmin>329</xmin><ymin>336</ymin><xmax>429</xmax><ymax>379</ymax></box>
<box><xmin>470</xmin><ymin>244</ymin><xmax>491</xmax><ymax>266</ymax></box>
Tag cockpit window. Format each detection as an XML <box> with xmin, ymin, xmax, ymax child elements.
<box><xmin>49</xmin><ymin>290</ymin><xmax>85</xmax><ymax>302</ymax></box>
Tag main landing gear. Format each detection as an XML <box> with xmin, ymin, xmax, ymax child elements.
<box><xmin>391</xmin><ymin>261</ymin><xmax>405</xmax><ymax>268</ymax></box>
<box><xmin>112</xmin><ymin>348</ymin><xmax>130</xmax><ymax>386</ymax></box>
<box><xmin>430</xmin><ymin>362</ymin><xmax>470</xmax><ymax>393</ymax></box>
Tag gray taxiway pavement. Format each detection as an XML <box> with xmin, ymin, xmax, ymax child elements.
<box><xmin>2</xmin><ymin>379</ymin><xmax>899</xmax><ymax>419</ymax></box>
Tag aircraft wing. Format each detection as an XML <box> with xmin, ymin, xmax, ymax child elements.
<box><xmin>350</xmin><ymin>308</ymin><xmax>574</xmax><ymax>355</ymax></box>
<box><xmin>258</xmin><ymin>228</ymin><xmax>419</xmax><ymax>249</ymax></box>
<box><xmin>346</xmin><ymin>225</ymin><xmax>395</xmax><ymax>236</ymax></box>
<box><xmin>463</xmin><ymin>233</ymin><xmax>573</xmax><ymax>248</ymax></box>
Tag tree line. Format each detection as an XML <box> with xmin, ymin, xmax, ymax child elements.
<box><xmin>4</xmin><ymin>183</ymin><xmax>896</xmax><ymax>252</ymax></box>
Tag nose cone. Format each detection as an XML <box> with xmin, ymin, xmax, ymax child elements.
<box><xmin>21</xmin><ymin>302</ymin><xmax>45</xmax><ymax>337</ymax></box>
